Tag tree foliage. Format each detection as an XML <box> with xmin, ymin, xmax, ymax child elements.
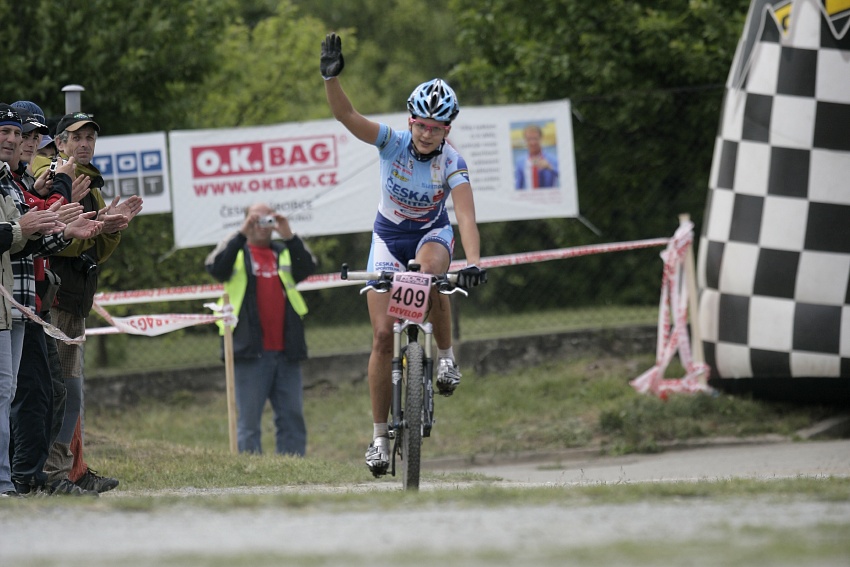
<box><xmin>449</xmin><ymin>0</ymin><xmax>747</xmax><ymax>102</ymax></box>
<box><xmin>289</xmin><ymin>0</ymin><xmax>462</xmax><ymax>114</ymax></box>
<box><xmin>4</xmin><ymin>0</ymin><xmax>235</xmax><ymax>133</ymax></box>
<box><xmin>2</xmin><ymin>0</ymin><xmax>239</xmax><ymax>316</ymax></box>
<box><xmin>185</xmin><ymin>2</ymin><xmax>331</xmax><ymax>128</ymax></box>
<box><xmin>2</xmin><ymin>0</ymin><xmax>754</xmax><ymax>312</ymax></box>
<box><xmin>447</xmin><ymin>0</ymin><xmax>751</xmax><ymax>306</ymax></box>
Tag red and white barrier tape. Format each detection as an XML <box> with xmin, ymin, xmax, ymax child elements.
<box><xmin>78</xmin><ymin>236</ymin><xmax>673</xmax><ymax>338</ymax></box>
<box><xmin>0</xmin><ymin>282</ymin><xmax>86</xmax><ymax>344</ymax></box>
<box><xmin>459</xmin><ymin>237</ymin><xmax>671</xmax><ymax>271</ymax></box>
<box><xmin>629</xmin><ymin>220</ymin><xmax>711</xmax><ymax>398</ymax></box>
<box><xmin>93</xmin><ymin>237</ymin><xmax>671</xmax><ymax>307</ymax></box>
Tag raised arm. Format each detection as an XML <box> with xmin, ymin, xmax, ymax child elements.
<box><xmin>321</xmin><ymin>33</ymin><xmax>380</xmax><ymax>145</ymax></box>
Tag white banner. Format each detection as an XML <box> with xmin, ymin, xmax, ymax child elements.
<box><xmin>90</xmin><ymin>302</ymin><xmax>229</xmax><ymax>337</ymax></box>
<box><xmin>92</xmin><ymin>132</ymin><xmax>171</xmax><ymax>215</ymax></box>
<box><xmin>169</xmin><ymin>100</ymin><xmax>579</xmax><ymax>249</ymax></box>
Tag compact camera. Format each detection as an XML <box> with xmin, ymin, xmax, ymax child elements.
<box><xmin>47</xmin><ymin>157</ymin><xmax>59</xmax><ymax>181</ymax></box>
<box><xmin>258</xmin><ymin>215</ymin><xmax>276</xmax><ymax>227</ymax></box>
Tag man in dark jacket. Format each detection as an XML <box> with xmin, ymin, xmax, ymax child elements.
<box><xmin>205</xmin><ymin>203</ymin><xmax>316</xmax><ymax>456</ymax></box>
<box><xmin>32</xmin><ymin>112</ymin><xmax>142</xmax><ymax>495</ymax></box>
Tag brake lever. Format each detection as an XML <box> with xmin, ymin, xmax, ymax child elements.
<box><xmin>359</xmin><ymin>275</ymin><xmax>393</xmax><ymax>295</ymax></box>
<box><xmin>441</xmin><ymin>286</ymin><xmax>468</xmax><ymax>297</ymax></box>
<box><xmin>435</xmin><ymin>276</ymin><xmax>468</xmax><ymax>296</ymax></box>
<box><xmin>359</xmin><ymin>283</ymin><xmax>390</xmax><ymax>295</ymax></box>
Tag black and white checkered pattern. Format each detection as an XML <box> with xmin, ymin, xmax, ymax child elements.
<box><xmin>697</xmin><ymin>0</ymin><xmax>850</xmax><ymax>381</ymax></box>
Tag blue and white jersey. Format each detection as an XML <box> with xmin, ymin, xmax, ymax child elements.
<box><xmin>372</xmin><ymin>123</ymin><xmax>469</xmax><ymax>235</ymax></box>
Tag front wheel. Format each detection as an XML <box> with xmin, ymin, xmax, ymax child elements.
<box><xmin>401</xmin><ymin>341</ymin><xmax>424</xmax><ymax>490</ymax></box>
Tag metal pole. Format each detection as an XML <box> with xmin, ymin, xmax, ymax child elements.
<box><xmin>61</xmin><ymin>84</ymin><xmax>85</xmax><ymax>113</ymax></box>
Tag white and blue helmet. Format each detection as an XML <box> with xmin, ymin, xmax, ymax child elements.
<box><xmin>407</xmin><ymin>79</ymin><xmax>459</xmax><ymax>123</ymax></box>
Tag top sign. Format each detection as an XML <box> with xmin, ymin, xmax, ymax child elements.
<box><xmin>93</xmin><ymin>132</ymin><xmax>171</xmax><ymax>216</ymax></box>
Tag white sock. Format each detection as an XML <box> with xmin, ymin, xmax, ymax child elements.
<box><xmin>373</xmin><ymin>423</ymin><xmax>388</xmax><ymax>440</ymax></box>
<box><xmin>438</xmin><ymin>347</ymin><xmax>454</xmax><ymax>361</ymax></box>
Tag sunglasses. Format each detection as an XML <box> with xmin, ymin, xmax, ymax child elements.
<box><xmin>409</xmin><ymin>117</ymin><xmax>450</xmax><ymax>136</ymax></box>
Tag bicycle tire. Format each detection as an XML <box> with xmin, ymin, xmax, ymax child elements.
<box><xmin>401</xmin><ymin>341</ymin><xmax>424</xmax><ymax>490</ymax></box>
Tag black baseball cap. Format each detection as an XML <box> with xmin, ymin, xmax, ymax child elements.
<box><xmin>0</xmin><ymin>104</ymin><xmax>22</xmax><ymax>129</ymax></box>
<box><xmin>56</xmin><ymin>112</ymin><xmax>100</xmax><ymax>135</ymax></box>
<box><xmin>17</xmin><ymin>109</ymin><xmax>50</xmax><ymax>135</ymax></box>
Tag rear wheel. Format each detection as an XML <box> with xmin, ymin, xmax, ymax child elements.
<box><xmin>401</xmin><ymin>342</ymin><xmax>424</xmax><ymax>490</ymax></box>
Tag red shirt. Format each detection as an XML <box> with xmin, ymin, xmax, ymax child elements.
<box><xmin>20</xmin><ymin>177</ymin><xmax>50</xmax><ymax>312</ymax></box>
<box><xmin>248</xmin><ymin>244</ymin><xmax>285</xmax><ymax>351</ymax></box>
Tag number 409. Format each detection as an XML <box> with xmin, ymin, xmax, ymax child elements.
<box><xmin>391</xmin><ymin>287</ymin><xmax>427</xmax><ymax>308</ymax></box>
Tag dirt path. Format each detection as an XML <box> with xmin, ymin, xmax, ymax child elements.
<box><xmin>2</xmin><ymin>439</ymin><xmax>849</xmax><ymax>567</ymax></box>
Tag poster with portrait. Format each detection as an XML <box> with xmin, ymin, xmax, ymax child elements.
<box><xmin>511</xmin><ymin>120</ymin><xmax>560</xmax><ymax>190</ymax></box>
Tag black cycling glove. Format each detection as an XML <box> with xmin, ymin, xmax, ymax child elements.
<box><xmin>456</xmin><ymin>265</ymin><xmax>487</xmax><ymax>288</ymax></box>
<box><xmin>321</xmin><ymin>33</ymin><xmax>345</xmax><ymax>79</ymax></box>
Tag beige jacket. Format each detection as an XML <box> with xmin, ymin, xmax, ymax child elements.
<box><xmin>0</xmin><ymin>174</ymin><xmax>30</xmax><ymax>330</ymax></box>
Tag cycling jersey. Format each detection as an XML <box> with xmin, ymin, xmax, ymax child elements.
<box><xmin>373</xmin><ymin>123</ymin><xmax>470</xmax><ymax>233</ymax></box>
<box><xmin>366</xmin><ymin>124</ymin><xmax>469</xmax><ymax>273</ymax></box>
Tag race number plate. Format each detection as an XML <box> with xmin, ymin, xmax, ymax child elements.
<box><xmin>387</xmin><ymin>272</ymin><xmax>430</xmax><ymax>324</ymax></box>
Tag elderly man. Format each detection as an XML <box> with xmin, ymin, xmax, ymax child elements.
<box><xmin>32</xmin><ymin>112</ymin><xmax>142</xmax><ymax>495</ymax></box>
<box><xmin>9</xmin><ymin>105</ymin><xmax>105</xmax><ymax>496</ymax></box>
<box><xmin>0</xmin><ymin>104</ymin><xmax>102</xmax><ymax>497</ymax></box>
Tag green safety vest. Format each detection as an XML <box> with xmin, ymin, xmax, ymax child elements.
<box><xmin>216</xmin><ymin>247</ymin><xmax>308</xmax><ymax>335</ymax></box>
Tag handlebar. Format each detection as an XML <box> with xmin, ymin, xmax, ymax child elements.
<box><xmin>340</xmin><ymin>263</ymin><xmax>467</xmax><ymax>296</ymax></box>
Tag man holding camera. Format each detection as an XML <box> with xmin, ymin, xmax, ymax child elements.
<box><xmin>205</xmin><ymin>202</ymin><xmax>316</xmax><ymax>456</ymax></box>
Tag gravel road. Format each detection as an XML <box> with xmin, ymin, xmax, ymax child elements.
<box><xmin>1</xmin><ymin>439</ymin><xmax>849</xmax><ymax>567</ymax></box>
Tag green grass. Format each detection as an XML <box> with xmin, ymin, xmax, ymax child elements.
<box><xmin>82</xmin><ymin>354</ymin><xmax>845</xmax><ymax>491</ymax></box>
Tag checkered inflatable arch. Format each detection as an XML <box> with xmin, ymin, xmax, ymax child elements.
<box><xmin>697</xmin><ymin>0</ymin><xmax>850</xmax><ymax>390</ymax></box>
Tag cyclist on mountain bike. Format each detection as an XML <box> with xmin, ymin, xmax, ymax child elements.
<box><xmin>321</xmin><ymin>33</ymin><xmax>486</xmax><ymax>476</ymax></box>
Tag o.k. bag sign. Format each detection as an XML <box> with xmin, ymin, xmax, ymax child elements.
<box><xmin>167</xmin><ymin>100</ymin><xmax>579</xmax><ymax>249</ymax></box>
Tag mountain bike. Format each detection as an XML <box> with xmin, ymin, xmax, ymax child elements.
<box><xmin>341</xmin><ymin>262</ymin><xmax>470</xmax><ymax>490</ymax></box>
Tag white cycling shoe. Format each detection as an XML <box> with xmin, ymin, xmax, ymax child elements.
<box><xmin>365</xmin><ymin>436</ymin><xmax>390</xmax><ymax>477</ymax></box>
<box><xmin>436</xmin><ymin>358</ymin><xmax>461</xmax><ymax>396</ymax></box>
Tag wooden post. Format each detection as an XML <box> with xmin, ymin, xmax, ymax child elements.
<box><xmin>221</xmin><ymin>293</ymin><xmax>238</xmax><ymax>454</ymax></box>
<box><xmin>678</xmin><ymin>214</ymin><xmax>705</xmax><ymax>368</ymax></box>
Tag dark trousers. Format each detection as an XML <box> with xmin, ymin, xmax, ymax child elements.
<box><xmin>43</xmin><ymin>312</ymin><xmax>66</xmax><ymax>448</ymax></box>
<box><xmin>10</xmin><ymin>321</ymin><xmax>53</xmax><ymax>488</ymax></box>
